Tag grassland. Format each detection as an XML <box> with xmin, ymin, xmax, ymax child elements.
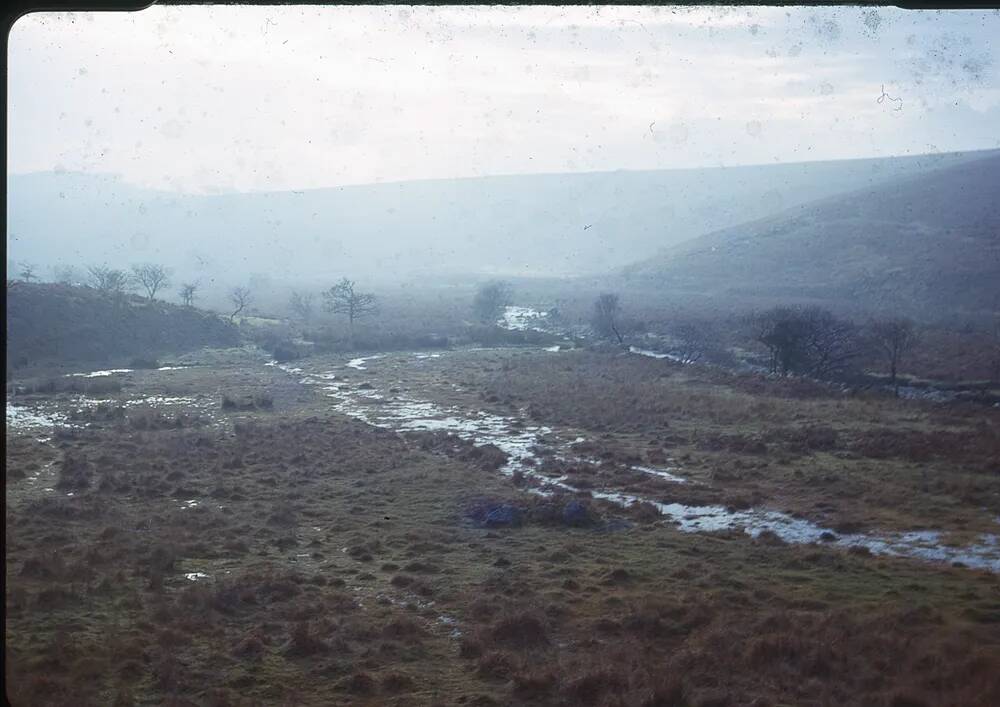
<box><xmin>5</xmin><ymin>347</ymin><xmax>1000</xmax><ymax>706</ymax></box>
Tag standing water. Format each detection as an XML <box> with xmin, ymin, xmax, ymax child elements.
<box><xmin>274</xmin><ymin>354</ymin><xmax>1000</xmax><ymax>573</ymax></box>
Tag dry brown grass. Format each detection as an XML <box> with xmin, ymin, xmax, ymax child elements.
<box><xmin>421</xmin><ymin>349</ymin><xmax>1000</xmax><ymax>534</ymax></box>
<box><xmin>6</xmin><ymin>354</ymin><xmax>1000</xmax><ymax>706</ymax></box>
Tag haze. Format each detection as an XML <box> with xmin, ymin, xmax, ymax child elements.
<box><xmin>8</xmin><ymin>5</ymin><xmax>999</xmax><ymax>193</ymax></box>
<box><xmin>6</xmin><ymin>7</ymin><xmax>1000</xmax><ymax>705</ymax></box>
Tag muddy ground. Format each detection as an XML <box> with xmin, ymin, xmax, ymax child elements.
<box><xmin>5</xmin><ymin>346</ymin><xmax>1000</xmax><ymax>706</ymax></box>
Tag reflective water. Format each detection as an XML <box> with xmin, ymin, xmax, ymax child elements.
<box><xmin>500</xmin><ymin>306</ymin><xmax>550</xmax><ymax>331</ymax></box>
<box><xmin>6</xmin><ymin>405</ymin><xmax>73</xmax><ymax>431</ymax></box>
<box><xmin>275</xmin><ymin>353</ymin><xmax>1000</xmax><ymax>572</ymax></box>
<box><xmin>65</xmin><ymin>368</ymin><xmax>133</xmax><ymax>378</ymax></box>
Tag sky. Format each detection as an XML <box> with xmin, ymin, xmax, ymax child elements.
<box><xmin>7</xmin><ymin>5</ymin><xmax>1000</xmax><ymax>193</ymax></box>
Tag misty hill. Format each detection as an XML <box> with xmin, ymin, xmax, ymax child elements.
<box><xmin>623</xmin><ymin>151</ymin><xmax>1000</xmax><ymax>318</ymax></box>
<box><xmin>6</xmin><ymin>150</ymin><xmax>991</xmax><ymax>285</ymax></box>
<box><xmin>6</xmin><ymin>283</ymin><xmax>239</xmax><ymax>371</ymax></box>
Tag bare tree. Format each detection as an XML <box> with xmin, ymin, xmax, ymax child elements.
<box><xmin>473</xmin><ymin>280</ymin><xmax>513</xmax><ymax>324</ymax></box>
<box><xmin>18</xmin><ymin>262</ymin><xmax>38</xmax><ymax>283</ymax></box>
<box><xmin>178</xmin><ymin>282</ymin><xmax>199</xmax><ymax>307</ymax></box>
<box><xmin>87</xmin><ymin>265</ymin><xmax>133</xmax><ymax>296</ymax></box>
<box><xmin>747</xmin><ymin>307</ymin><xmax>803</xmax><ymax>374</ymax></box>
<box><xmin>868</xmin><ymin>317</ymin><xmax>919</xmax><ymax>396</ymax></box>
<box><xmin>322</xmin><ymin>278</ymin><xmax>378</xmax><ymax>338</ymax></box>
<box><xmin>800</xmin><ymin>307</ymin><xmax>862</xmax><ymax>379</ymax></box>
<box><xmin>748</xmin><ymin>306</ymin><xmax>860</xmax><ymax>378</ymax></box>
<box><xmin>592</xmin><ymin>293</ymin><xmax>624</xmax><ymax>344</ymax></box>
<box><xmin>229</xmin><ymin>286</ymin><xmax>252</xmax><ymax>323</ymax></box>
<box><xmin>289</xmin><ymin>290</ymin><xmax>315</xmax><ymax>323</ymax></box>
<box><xmin>131</xmin><ymin>263</ymin><xmax>171</xmax><ymax>302</ymax></box>
<box><xmin>672</xmin><ymin>320</ymin><xmax>716</xmax><ymax>364</ymax></box>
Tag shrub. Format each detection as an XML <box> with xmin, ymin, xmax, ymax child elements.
<box><xmin>284</xmin><ymin>621</ymin><xmax>328</xmax><ymax>657</ymax></box>
<box><xmin>55</xmin><ymin>453</ymin><xmax>91</xmax><ymax>490</ymax></box>
<box><xmin>381</xmin><ymin>672</ymin><xmax>415</xmax><ymax>692</ymax></box>
<box><xmin>339</xmin><ymin>672</ymin><xmax>376</xmax><ymax>695</ymax></box>
<box><xmin>490</xmin><ymin>611</ymin><xmax>549</xmax><ymax>649</ymax></box>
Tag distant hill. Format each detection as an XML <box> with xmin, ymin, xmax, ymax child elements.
<box><xmin>6</xmin><ymin>283</ymin><xmax>239</xmax><ymax>371</ymax></box>
<box><xmin>6</xmin><ymin>150</ymin><xmax>990</xmax><ymax>285</ymax></box>
<box><xmin>623</xmin><ymin>151</ymin><xmax>1000</xmax><ymax>318</ymax></box>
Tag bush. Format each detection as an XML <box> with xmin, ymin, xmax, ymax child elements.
<box><xmin>221</xmin><ymin>392</ymin><xmax>274</xmax><ymax>411</ymax></box>
<box><xmin>129</xmin><ymin>357</ymin><xmax>160</xmax><ymax>369</ymax></box>
<box><xmin>490</xmin><ymin>611</ymin><xmax>549</xmax><ymax>648</ymax></box>
<box><xmin>271</xmin><ymin>344</ymin><xmax>299</xmax><ymax>363</ymax></box>
<box><xmin>55</xmin><ymin>454</ymin><xmax>91</xmax><ymax>490</ymax></box>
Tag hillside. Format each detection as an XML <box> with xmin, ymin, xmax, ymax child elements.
<box><xmin>6</xmin><ymin>151</ymin><xmax>990</xmax><ymax>284</ymax></box>
<box><xmin>5</xmin><ymin>283</ymin><xmax>239</xmax><ymax>371</ymax></box>
<box><xmin>623</xmin><ymin>151</ymin><xmax>1000</xmax><ymax>318</ymax></box>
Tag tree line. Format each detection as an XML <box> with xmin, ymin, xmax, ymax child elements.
<box><xmin>9</xmin><ymin>263</ymin><xmax>996</xmax><ymax>389</ymax></box>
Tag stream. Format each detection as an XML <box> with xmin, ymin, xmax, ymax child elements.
<box><xmin>275</xmin><ymin>351</ymin><xmax>1000</xmax><ymax>573</ymax></box>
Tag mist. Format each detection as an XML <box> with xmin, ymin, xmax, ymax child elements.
<box><xmin>6</xmin><ymin>7</ymin><xmax>1000</xmax><ymax>707</ymax></box>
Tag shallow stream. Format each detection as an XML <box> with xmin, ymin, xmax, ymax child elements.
<box><xmin>277</xmin><ymin>352</ymin><xmax>1000</xmax><ymax>573</ymax></box>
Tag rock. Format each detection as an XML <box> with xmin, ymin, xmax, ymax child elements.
<box><xmin>484</xmin><ymin>504</ymin><xmax>521</xmax><ymax>527</ymax></box>
<box><xmin>561</xmin><ymin>500</ymin><xmax>592</xmax><ymax>527</ymax></box>
<box><xmin>466</xmin><ymin>499</ymin><xmax>524</xmax><ymax>528</ymax></box>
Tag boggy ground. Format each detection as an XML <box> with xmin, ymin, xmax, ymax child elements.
<box><xmin>5</xmin><ymin>348</ymin><xmax>1000</xmax><ymax>706</ymax></box>
<box><xmin>384</xmin><ymin>348</ymin><xmax>1000</xmax><ymax>539</ymax></box>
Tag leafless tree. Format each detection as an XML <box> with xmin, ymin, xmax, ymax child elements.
<box><xmin>289</xmin><ymin>290</ymin><xmax>315</xmax><ymax>323</ymax></box>
<box><xmin>800</xmin><ymin>307</ymin><xmax>862</xmax><ymax>379</ymax></box>
<box><xmin>178</xmin><ymin>282</ymin><xmax>199</xmax><ymax>307</ymax></box>
<box><xmin>473</xmin><ymin>280</ymin><xmax>513</xmax><ymax>324</ymax></box>
<box><xmin>592</xmin><ymin>293</ymin><xmax>624</xmax><ymax>344</ymax></box>
<box><xmin>87</xmin><ymin>265</ymin><xmax>133</xmax><ymax>296</ymax></box>
<box><xmin>18</xmin><ymin>262</ymin><xmax>38</xmax><ymax>282</ymax></box>
<box><xmin>748</xmin><ymin>306</ymin><xmax>860</xmax><ymax>378</ymax></box>
<box><xmin>229</xmin><ymin>286</ymin><xmax>252</xmax><ymax>323</ymax></box>
<box><xmin>131</xmin><ymin>263</ymin><xmax>171</xmax><ymax>302</ymax></box>
<box><xmin>322</xmin><ymin>278</ymin><xmax>378</xmax><ymax>337</ymax></box>
<box><xmin>748</xmin><ymin>307</ymin><xmax>806</xmax><ymax>374</ymax></box>
<box><xmin>672</xmin><ymin>320</ymin><xmax>716</xmax><ymax>364</ymax></box>
<box><xmin>868</xmin><ymin>317</ymin><xmax>919</xmax><ymax>396</ymax></box>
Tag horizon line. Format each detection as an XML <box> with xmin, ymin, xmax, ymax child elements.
<box><xmin>8</xmin><ymin>145</ymin><xmax>999</xmax><ymax>198</ymax></box>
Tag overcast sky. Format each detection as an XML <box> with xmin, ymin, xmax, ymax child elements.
<box><xmin>7</xmin><ymin>5</ymin><xmax>999</xmax><ymax>193</ymax></box>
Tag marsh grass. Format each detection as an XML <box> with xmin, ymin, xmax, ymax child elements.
<box><xmin>5</xmin><ymin>354</ymin><xmax>1000</xmax><ymax>705</ymax></box>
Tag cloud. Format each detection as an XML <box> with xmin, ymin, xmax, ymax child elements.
<box><xmin>7</xmin><ymin>6</ymin><xmax>999</xmax><ymax>193</ymax></box>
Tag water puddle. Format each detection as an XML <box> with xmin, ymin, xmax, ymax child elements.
<box><xmin>347</xmin><ymin>355</ymin><xmax>383</xmax><ymax>370</ymax></box>
<box><xmin>500</xmin><ymin>306</ymin><xmax>551</xmax><ymax>331</ymax></box>
<box><xmin>71</xmin><ymin>395</ymin><xmax>201</xmax><ymax>409</ymax></box>
<box><xmin>271</xmin><ymin>354</ymin><xmax>1000</xmax><ymax>573</ymax></box>
<box><xmin>65</xmin><ymin>368</ymin><xmax>134</xmax><ymax>378</ymax></box>
<box><xmin>631</xmin><ymin>465</ymin><xmax>689</xmax><ymax>484</ymax></box>
<box><xmin>628</xmin><ymin>346</ymin><xmax>684</xmax><ymax>363</ymax></box>
<box><xmin>6</xmin><ymin>405</ymin><xmax>74</xmax><ymax>431</ymax></box>
<box><xmin>124</xmin><ymin>396</ymin><xmax>200</xmax><ymax>407</ymax></box>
